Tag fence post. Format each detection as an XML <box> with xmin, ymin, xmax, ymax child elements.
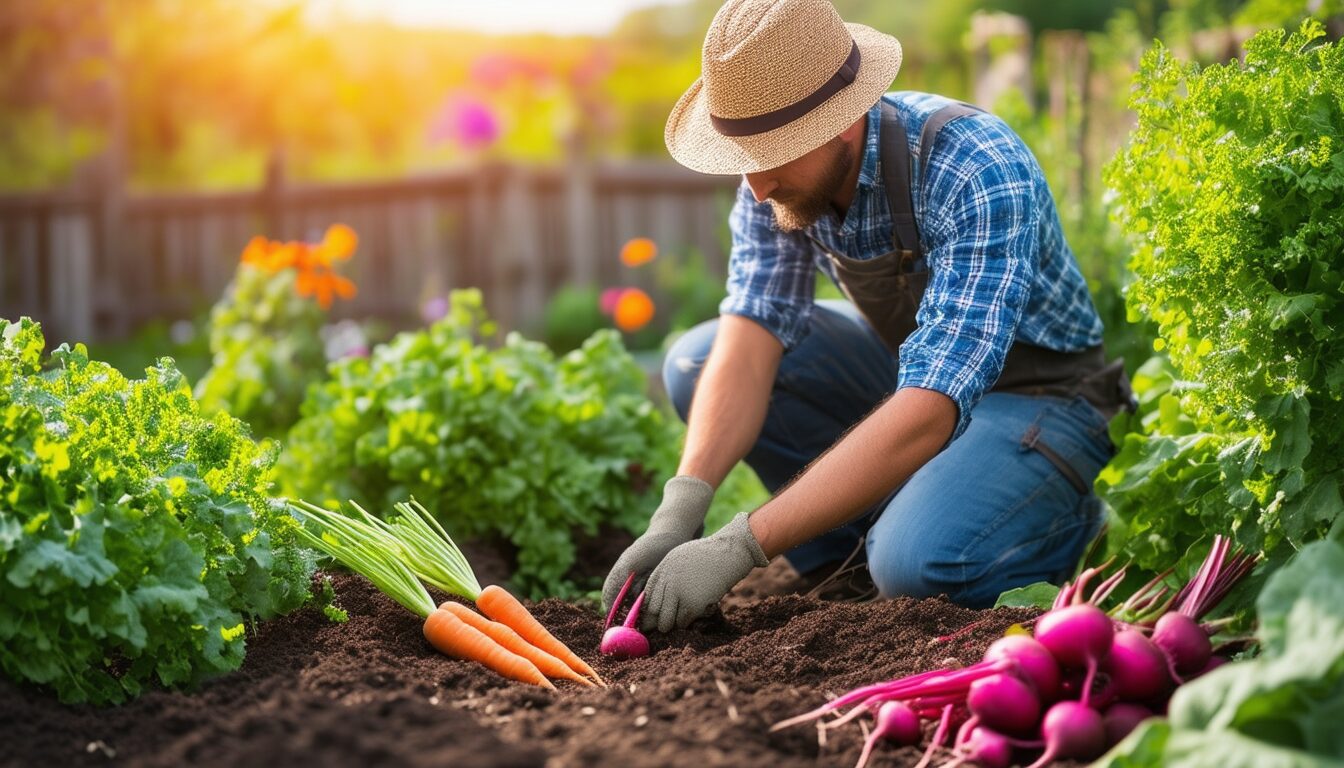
<box><xmin>565</xmin><ymin>158</ymin><xmax>598</xmax><ymax>288</ymax></box>
<box><xmin>968</xmin><ymin>12</ymin><xmax>1034</xmax><ymax>111</ymax></box>
<box><xmin>85</xmin><ymin>1</ymin><xmax>125</xmax><ymax>341</ymax></box>
<box><xmin>261</xmin><ymin>149</ymin><xmax>287</xmax><ymax>238</ymax></box>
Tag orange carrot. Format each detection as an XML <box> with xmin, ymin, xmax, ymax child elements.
<box><xmin>423</xmin><ymin>608</ymin><xmax>555</xmax><ymax>690</ymax></box>
<box><xmin>438</xmin><ymin>601</ymin><xmax>595</xmax><ymax>688</ymax></box>
<box><xmin>475</xmin><ymin>584</ymin><xmax>606</xmax><ymax>687</ymax></box>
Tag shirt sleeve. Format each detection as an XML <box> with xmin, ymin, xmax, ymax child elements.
<box><xmin>897</xmin><ymin>153</ymin><xmax>1040</xmax><ymax>440</ymax></box>
<box><xmin>718</xmin><ymin>181</ymin><xmax>818</xmax><ymax>350</ymax></box>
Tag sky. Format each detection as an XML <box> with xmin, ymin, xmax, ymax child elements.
<box><xmin>311</xmin><ymin>0</ymin><xmax>690</xmax><ymax>35</ymax></box>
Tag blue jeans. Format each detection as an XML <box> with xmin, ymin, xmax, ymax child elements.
<box><xmin>664</xmin><ymin>300</ymin><xmax>1113</xmax><ymax>608</ymax></box>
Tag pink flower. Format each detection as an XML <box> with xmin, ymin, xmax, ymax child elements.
<box><xmin>600</xmin><ymin>287</ymin><xmax>625</xmax><ymax>316</ymax></box>
<box><xmin>428</xmin><ymin>93</ymin><xmax>500</xmax><ymax>150</ymax></box>
<box><xmin>421</xmin><ymin>296</ymin><xmax>450</xmax><ymax>324</ymax></box>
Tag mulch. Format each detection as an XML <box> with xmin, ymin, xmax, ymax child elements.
<box><xmin>1</xmin><ymin>564</ymin><xmax>1058</xmax><ymax>768</ymax></box>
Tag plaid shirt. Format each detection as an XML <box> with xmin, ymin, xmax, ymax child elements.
<box><xmin>720</xmin><ymin>90</ymin><xmax>1104</xmax><ymax>439</ymax></box>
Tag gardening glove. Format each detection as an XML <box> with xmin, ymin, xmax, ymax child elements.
<box><xmin>601</xmin><ymin>475</ymin><xmax>715</xmax><ymax>612</ymax></box>
<box><xmin>640</xmin><ymin>512</ymin><xmax>768</xmax><ymax>633</ymax></box>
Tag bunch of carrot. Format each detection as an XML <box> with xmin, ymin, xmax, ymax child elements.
<box><xmin>291</xmin><ymin>498</ymin><xmax>604</xmax><ymax>689</ymax></box>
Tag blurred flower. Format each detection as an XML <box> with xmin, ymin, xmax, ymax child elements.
<box><xmin>620</xmin><ymin>237</ymin><xmax>658</xmax><ymax>267</ymax></box>
<box><xmin>428</xmin><ymin>92</ymin><xmax>501</xmax><ymax>151</ymax></box>
<box><xmin>320</xmin><ymin>319</ymin><xmax>369</xmax><ymax>361</ymax></box>
<box><xmin>599</xmin><ymin>287</ymin><xmax>625</xmax><ymax>316</ymax></box>
<box><xmin>238</xmin><ymin>225</ymin><xmax>359</xmax><ymax>310</ymax></box>
<box><xmin>422</xmin><ymin>295</ymin><xmax>450</xmax><ymax>324</ymax></box>
<box><xmin>313</xmin><ymin>223</ymin><xmax>358</xmax><ymax>266</ymax></box>
<box><xmin>613</xmin><ymin>288</ymin><xmax>655</xmax><ymax>333</ymax></box>
<box><xmin>295</xmin><ymin>270</ymin><xmax>357</xmax><ymax>310</ymax></box>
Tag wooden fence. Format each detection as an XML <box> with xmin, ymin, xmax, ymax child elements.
<box><xmin>6</xmin><ymin>12</ymin><xmax>1284</xmax><ymax>347</ymax></box>
<box><xmin>0</xmin><ymin>161</ymin><xmax>740</xmax><ymax>344</ymax></box>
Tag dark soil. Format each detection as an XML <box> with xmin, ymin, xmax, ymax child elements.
<box><xmin>0</xmin><ymin>564</ymin><xmax>1055</xmax><ymax>768</ymax></box>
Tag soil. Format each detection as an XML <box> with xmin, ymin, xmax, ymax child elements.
<box><xmin>0</xmin><ymin>563</ymin><xmax>1067</xmax><ymax>768</ymax></box>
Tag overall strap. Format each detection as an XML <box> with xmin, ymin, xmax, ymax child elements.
<box><xmin>878</xmin><ymin>99</ymin><xmax>984</xmax><ymax>260</ymax></box>
<box><xmin>877</xmin><ymin>101</ymin><xmax>919</xmax><ymax>256</ymax></box>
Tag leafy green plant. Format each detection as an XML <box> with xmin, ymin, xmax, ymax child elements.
<box><xmin>278</xmin><ymin>289</ymin><xmax>680</xmax><ymax>599</ymax></box>
<box><xmin>1100</xmin><ymin>21</ymin><xmax>1344</xmax><ymax>582</ymax></box>
<box><xmin>194</xmin><ymin>225</ymin><xmax>358</xmax><ymax>438</ymax></box>
<box><xmin>540</xmin><ymin>284</ymin><xmax>607</xmax><ymax>354</ymax></box>
<box><xmin>1096</xmin><ymin>535</ymin><xmax>1344</xmax><ymax>767</ymax></box>
<box><xmin>0</xmin><ymin>317</ymin><xmax>314</xmax><ymax>705</ymax></box>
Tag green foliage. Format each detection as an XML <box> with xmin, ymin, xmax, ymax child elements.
<box><xmin>654</xmin><ymin>248</ymin><xmax>728</xmax><ymax>335</ymax></box>
<box><xmin>994</xmin><ymin>581</ymin><xmax>1061</xmax><ymax>609</ymax></box>
<box><xmin>994</xmin><ymin>88</ymin><xmax>1157</xmax><ymax>375</ymax></box>
<box><xmin>1101</xmin><ymin>23</ymin><xmax>1344</xmax><ymax>582</ymax></box>
<box><xmin>1096</xmin><ymin>537</ymin><xmax>1344</xmax><ymax>767</ymax></box>
<box><xmin>540</xmin><ymin>284</ymin><xmax>607</xmax><ymax>354</ymax></box>
<box><xmin>194</xmin><ymin>263</ymin><xmax>329</xmax><ymax>439</ymax></box>
<box><xmin>278</xmin><ymin>289</ymin><xmax>680</xmax><ymax>599</ymax></box>
<box><xmin>0</xmin><ymin>317</ymin><xmax>313</xmax><ymax>705</ymax></box>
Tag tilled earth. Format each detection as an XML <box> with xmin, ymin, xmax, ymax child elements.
<box><xmin>1</xmin><ymin>564</ymin><xmax>1053</xmax><ymax>768</ymax></box>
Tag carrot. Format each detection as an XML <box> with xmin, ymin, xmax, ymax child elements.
<box><xmin>291</xmin><ymin>500</ymin><xmax>556</xmax><ymax>691</ymax></box>
<box><xmin>423</xmin><ymin>608</ymin><xmax>555</xmax><ymax>690</ymax></box>
<box><xmin>476</xmin><ymin>584</ymin><xmax>606</xmax><ymax>687</ymax></box>
<box><xmin>438</xmin><ymin>601</ymin><xmax>595</xmax><ymax>687</ymax></box>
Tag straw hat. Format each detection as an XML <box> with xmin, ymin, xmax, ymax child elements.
<box><xmin>665</xmin><ymin>0</ymin><xmax>903</xmax><ymax>176</ymax></box>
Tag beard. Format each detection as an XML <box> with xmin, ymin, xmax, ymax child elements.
<box><xmin>767</xmin><ymin>137</ymin><xmax>854</xmax><ymax>232</ymax></box>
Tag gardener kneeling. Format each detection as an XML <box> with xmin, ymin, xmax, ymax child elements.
<box><xmin>603</xmin><ymin>0</ymin><xmax>1133</xmax><ymax>633</ymax></box>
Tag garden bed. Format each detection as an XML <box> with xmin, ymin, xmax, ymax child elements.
<box><xmin>1</xmin><ymin>568</ymin><xmax>1049</xmax><ymax>768</ymax></box>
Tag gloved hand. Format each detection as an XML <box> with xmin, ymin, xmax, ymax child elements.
<box><xmin>640</xmin><ymin>512</ymin><xmax>768</xmax><ymax>633</ymax></box>
<box><xmin>601</xmin><ymin>475</ymin><xmax>714</xmax><ymax>612</ymax></box>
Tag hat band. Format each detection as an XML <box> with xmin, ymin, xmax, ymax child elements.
<box><xmin>709</xmin><ymin>40</ymin><xmax>861</xmax><ymax>138</ymax></box>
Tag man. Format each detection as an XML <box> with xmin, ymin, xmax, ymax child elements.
<box><xmin>603</xmin><ymin>0</ymin><xmax>1130</xmax><ymax>633</ymax></box>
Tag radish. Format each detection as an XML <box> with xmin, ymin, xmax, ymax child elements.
<box><xmin>1032</xmin><ymin>603</ymin><xmax>1113</xmax><ymax>706</ymax></box>
<box><xmin>982</xmin><ymin>635</ymin><xmax>1060</xmax><ymax>702</ymax></box>
<box><xmin>771</xmin><ymin>660</ymin><xmax>1016</xmax><ymax>732</ymax></box>
<box><xmin>1102</xmin><ymin>702</ymin><xmax>1152</xmax><ymax>747</ymax></box>
<box><xmin>1151</xmin><ymin>611</ymin><xmax>1212</xmax><ymax>677</ymax></box>
<box><xmin>967</xmin><ymin>672</ymin><xmax>1039</xmax><ymax>735</ymax></box>
<box><xmin>1025</xmin><ymin>701</ymin><xmax>1107</xmax><ymax>768</ymax></box>
<box><xmin>854</xmin><ymin>701</ymin><xmax>921</xmax><ymax>768</ymax></box>
<box><xmin>600</xmin><ymin>590</ymin><xmax>650</xmax><ymax>659</ymax></box>
<box><xmin>1059</xmin><ymin>667</ymin><xmax>1117</xmax><ymax>710</ymax></box>
<box><xmin>938</xmin><ymin>726</ymin><xmax>1014</xmax><ymax>768</ymax></box>
<box><xmin>600</xmin><ymin>573</ymin><xmax>649</xmax><ymax>659</ymax></box>
<box><xmin>1106</xmin><ymin>629</ymin><xmax>1172</xmax><ymax>701</ymax></box>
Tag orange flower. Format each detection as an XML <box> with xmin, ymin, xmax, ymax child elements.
<box><xmin>314</xmin><ymin>223</ymin><xmax>358</xmax><ymax>266</ymax></box>
<box><xmin>613</xmin><ymin>288</ymin><xmax>655</xmax><ymax>332</ymax></box>
<box><xmin>241</xmin><ymin>236</ymin><xmax>271</xmax><ymax>267</ymax></box>
<box><xmin>620</xmin><ymin>237</ymin><xmax>657</xmax><ymax>267</ymax></box>
<box><xmin>238</xmin><ymin>226</ymin><xmax>359</xmax><ymax>309</ymax></box>
<box><xmin>295</xmin><ymin>269</ymin><xmax>357</xmax><ymax>310</ymax></box>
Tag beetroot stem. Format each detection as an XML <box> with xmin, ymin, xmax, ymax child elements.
<box><xmin>605</xmin><ymin>572</ymin><xmax>635</xmax><ymax>631</ymax></box>
<box><xmin>624</xmin><ymin>591</ymin><xmax>646</xmax><ymax>629</ymax></box>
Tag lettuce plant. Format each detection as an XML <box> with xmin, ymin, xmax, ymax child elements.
<box><xmin>279</xmin><ymin>289</ymin><xmax>679</xmax><ymax>598</ymax></box>
<box><xmin>0</xmin><ymin>318</ymin><xmax>313</xmax><ymax>704</ymax></box>
<box><xmin>1101</xmin><ymin>21</ymin><xmax>1344</xmax><ymax>579</ymax></box>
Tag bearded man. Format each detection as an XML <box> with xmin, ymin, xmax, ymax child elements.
<box><xmin>604</xmin><ymin>0</ymin><xmax>1132</xmax><ymax>633</ymax></box>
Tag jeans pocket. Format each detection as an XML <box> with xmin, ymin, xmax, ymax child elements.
<box><xmin>1019</xmin><ymin>399</ymin><xmax>1114</xmax><ymax>497</ymax></box>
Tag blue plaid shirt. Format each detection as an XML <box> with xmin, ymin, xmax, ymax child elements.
<box><xmin>720</xmin><ymin>91</ymin><xmax>1104</xmax><ymax>439</ymax></box>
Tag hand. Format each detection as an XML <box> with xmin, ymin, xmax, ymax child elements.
<box><xmin>601</xmin><ymin>476</ymin><xmax>714</xmax><ymax>612</ymax></box>
<box><xmin>641</xmin><ymin>512</ymin><xmax>769</xmax><ymax>633</ymax></box>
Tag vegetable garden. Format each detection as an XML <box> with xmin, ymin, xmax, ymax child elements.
<box><xmin>3</xmin><ymin>20</ymin><xmax>1344</xmax><ymax>768</ymax></box>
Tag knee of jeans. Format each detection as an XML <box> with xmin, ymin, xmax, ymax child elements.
<box><xmin>865</xmin><ymin>531</ymin><xmax>944</xmax><ymax>601</ymax></box>
<box><xmin>662</xmin><ymin>320</ymin><xmax>718</xmax><ymax>421</ymax></box>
